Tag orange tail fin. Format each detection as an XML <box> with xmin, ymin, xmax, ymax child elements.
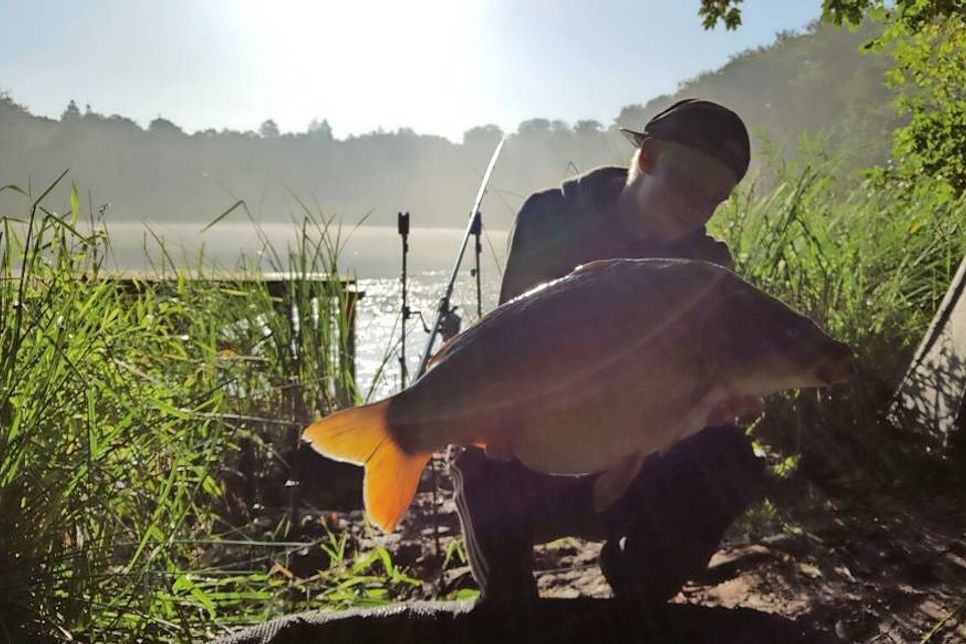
<box><xmin>302</xmin><ymin>400</ymin><xmax>431</xmax><ymax>533</ymax></box>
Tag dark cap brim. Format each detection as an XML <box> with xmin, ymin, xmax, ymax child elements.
<box><xmin>619</xmin><ymin>127</ymin><xmax>646</xmax><ymax>147</ymax></box>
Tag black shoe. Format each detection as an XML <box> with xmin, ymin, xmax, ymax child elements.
<box><xmin>600</xmin><ymin>531</ymin><xmax>715</xmax><ymax>604</ymax></box>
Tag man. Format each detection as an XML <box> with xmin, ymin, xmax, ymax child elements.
<box><xmin>450</xmin><ymin>98</ymin><xmax>769</xmax><ymax>603</ymax></box>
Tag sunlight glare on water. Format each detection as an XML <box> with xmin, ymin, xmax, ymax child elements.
<box><xmin>355</xmin><ymin>270</ymin><xmax>501</xmax><ymax>400</ymax></box>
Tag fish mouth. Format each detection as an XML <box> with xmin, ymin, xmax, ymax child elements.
<box><xmin>814</xmin><ymin>350</ymin><xmax>855</xmax><ymax>385</ymax></box>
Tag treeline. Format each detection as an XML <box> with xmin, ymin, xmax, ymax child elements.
<box><xmin>0</xmin><ymin>21</ymin><xmax>895</xmax><ymax>231</ymax></box>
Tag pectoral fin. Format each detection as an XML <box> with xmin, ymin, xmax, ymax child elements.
<box><xmin>593</xmin><ymin>452</ymin><xmax>648</xmax><ymax>512</ymax></box>
<box><xmin>706</xmin><ymin>395</ymin><xmax>765</xmax><ymax>426</ymax></box>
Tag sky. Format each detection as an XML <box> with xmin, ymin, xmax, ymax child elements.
<box><xmin>0</xmin><ymin>0</ymin><xmax>821</xmax><ymax>142</ymax></box>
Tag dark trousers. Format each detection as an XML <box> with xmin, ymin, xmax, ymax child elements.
<box><xmin>450</xmin><ymin>425</ymin><xmax>768</xmax><ymax>602</ymax></box>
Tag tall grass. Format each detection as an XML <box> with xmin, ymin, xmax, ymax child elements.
<box><xmin>0</xmin><ymin>175</ymin><xmax>227</xmax><ymax>640</ymax></box>
<box><xmin>0</xmin><ymin>174</ymin><xmax>409</xmax><ymax>641</ymax></box>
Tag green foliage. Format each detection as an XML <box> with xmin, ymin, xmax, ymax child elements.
<box><xmin>885</xmin><ymin>10</ymin><xmax>966</xmax><ymax>193</ymax></box>
<box><xmin>698</xmin><ymin>0</ymin><xmax>743</xmax><ymax>30</ymax></box>
<box><xmin>0</xmin><ymin>173</ymin><xmax>229</xmax><ymax>640</ymax></box>
<box><xmin>732</xmin><ymin>498</ymin><xmax>802</xmax><ymax>539</ymax></box>
<box><xmin>0</xmin><ymin>173</ymin><xmax>398</xmax><ymax>641</ymax></box>
<box><xmin>698</xmin><ymin>0</ymin><xmax>964</xmax><ymax>31</ymax></box>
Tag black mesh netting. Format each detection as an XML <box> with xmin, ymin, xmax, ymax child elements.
<box><xmin>211</xmin><ymin>599</ymin><xmax>840</xmax><ymax>644</ymax></box>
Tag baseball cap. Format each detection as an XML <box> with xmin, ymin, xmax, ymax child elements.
<box><xmin>620</xmin><ymin>99</ymin><xmax>750</xmax><ymax>180</ymax></box>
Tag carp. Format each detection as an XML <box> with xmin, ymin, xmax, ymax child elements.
<box><xmin>303</xmin><ymin>258</ymin><xmax>854</xmax><ymax>532</ymax></box>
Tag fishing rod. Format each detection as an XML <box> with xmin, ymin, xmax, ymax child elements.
<box><xmin>415</xmin><ymin>135</ymin><xmax>507</xmax><ymax>380</ymax></box>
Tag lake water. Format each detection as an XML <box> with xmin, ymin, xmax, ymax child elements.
<box><xmin>354</xmin><ymin>270</ymin><xmax>502</xmax><ymax>399</ymax></box>
<box><xmin>98</xmin><ymin>221</ymin><xmax>508</xmax><ymax>400</ymax></box>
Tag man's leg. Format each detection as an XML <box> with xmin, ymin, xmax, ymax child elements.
<box><xmin>451</xmin><ymin>447</ymin><xmax>599</xmax><ymax>599</ymax></box>
<box><xmin>451</xmin><ymin>448</ymin><xmax>538</xmax><ymax>598</ymax></box>
<box><xmin>598</xmin><ymin>425</ymin><xmax>768</xmax><ymax>603</ymax></box>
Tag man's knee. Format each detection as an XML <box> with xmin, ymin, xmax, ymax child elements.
<box><xmin>685</xmin><ymin>424</ymin><xmax>769</xmax><ymax>513</ymax></box>
<box><xmin>623</xmin><ymin>425</ymin><xmax>767</xmax><ymax>518</ymax></box>
<box><xmin>604</xmin><ymin>426</ymin><xmax>769</xmax><ymax>563</ymax></box>
<box><xmin>600</xmin><ymin>426</ymin><xmax>769</xmax><ymax>602</ymax></box>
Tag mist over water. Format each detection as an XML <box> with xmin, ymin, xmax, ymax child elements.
<box><xmin>100</xmin><ymin>221</ymin><xmax>508</xmax><ymax>279</ymax></box>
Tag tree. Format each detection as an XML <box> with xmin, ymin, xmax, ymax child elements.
<box><xmin>307</xmin><ymin>118</ymin><xmax>333</xmax><ymax>140</ymax></box>
<box><xmin>698</xmin><ymin>0</ymin><xmax>966</xmax><ymax>193</ymax></box>
<box><xmin>106</xmin><ymin>114</ymin><xmax>142</xmax><ymax>133</ymax></box>
<box><xmin>550</xmin><ymin>119</ymin><xmax>570</xmax><ymax>135</ymax></box>
<box><xmin>83</xmin><ymin>104</ymin><xmax>106</xmax><ymax>122</ymax></box>
<box><xmin>148</xmin><ymin>116</ymin><xmax>184</xmax><ymax>136</ymax></box>
<box><xmin>61</xmin><ymin>99</ymin><xmax>81</xmax><ymax>122</ymax></box>
<box><xmin>574</xmin><ymin>119</ymin><xmax>603</xmax><ymax>136</ymax></box>
<box><xmin>517</xmin><ymin>118</ymin><xmax>552</xmax><ymax>138</ymax></box>
<box><xmin>886</xmin><ymin>11</ymin><xmax>966</xmax><ymax>192</ymax></box>
<box><xmin>462</xmin><ymin>124</ymin><xmax>504</xmax><ymax>148</ymax></box>
<box><xmin>259</xmin><ymin>119</ymin><xmax>280</xmax><ymax>139</ymax></box>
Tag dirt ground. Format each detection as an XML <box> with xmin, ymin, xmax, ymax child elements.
<box><xmin>283</xmin><ymin>455</ymin><xmax>966</xmax><ymax>644</ymax></box>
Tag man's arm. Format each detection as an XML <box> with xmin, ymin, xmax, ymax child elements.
<box><xmin>499</xmin><ymin>189</ymin><xmax>568</xmax><ymax>304</ymax></box>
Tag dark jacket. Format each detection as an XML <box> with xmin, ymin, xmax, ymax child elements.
<box><xmin>499</xmin><ymin>166</ymin><xmax>733</xmax><ymax>304</ymax></box>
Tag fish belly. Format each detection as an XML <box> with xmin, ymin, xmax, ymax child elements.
<box><xmin>507</xmin><ymin>362</ymin><xmax>703</xmax><ymax>475</ymax></box>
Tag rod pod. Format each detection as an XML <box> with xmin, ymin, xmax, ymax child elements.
<box><xmin>398</xmin><ymin>211</ymin><xmax>411</xmax><ymax>387</ymax></box>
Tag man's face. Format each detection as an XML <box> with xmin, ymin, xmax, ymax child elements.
<box><xmin>624</xmin><ymin>140</ymin><xmax>739</xmax><ymax>243</ymax></box>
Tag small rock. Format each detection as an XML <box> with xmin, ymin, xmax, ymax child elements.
<box><xmin>796</xmin><ymin>562</ymin><xmax>823</xmax><ymax>579</ymax></box>
<box><xmin>948</xmin><ymin>540</ymin><xmax>966</xmax><ymax>557</ymax></box>
<box><xmin>833</xmin><ymin>565</ymin><xmax>856</xmax><ymax>582</ymax></box>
